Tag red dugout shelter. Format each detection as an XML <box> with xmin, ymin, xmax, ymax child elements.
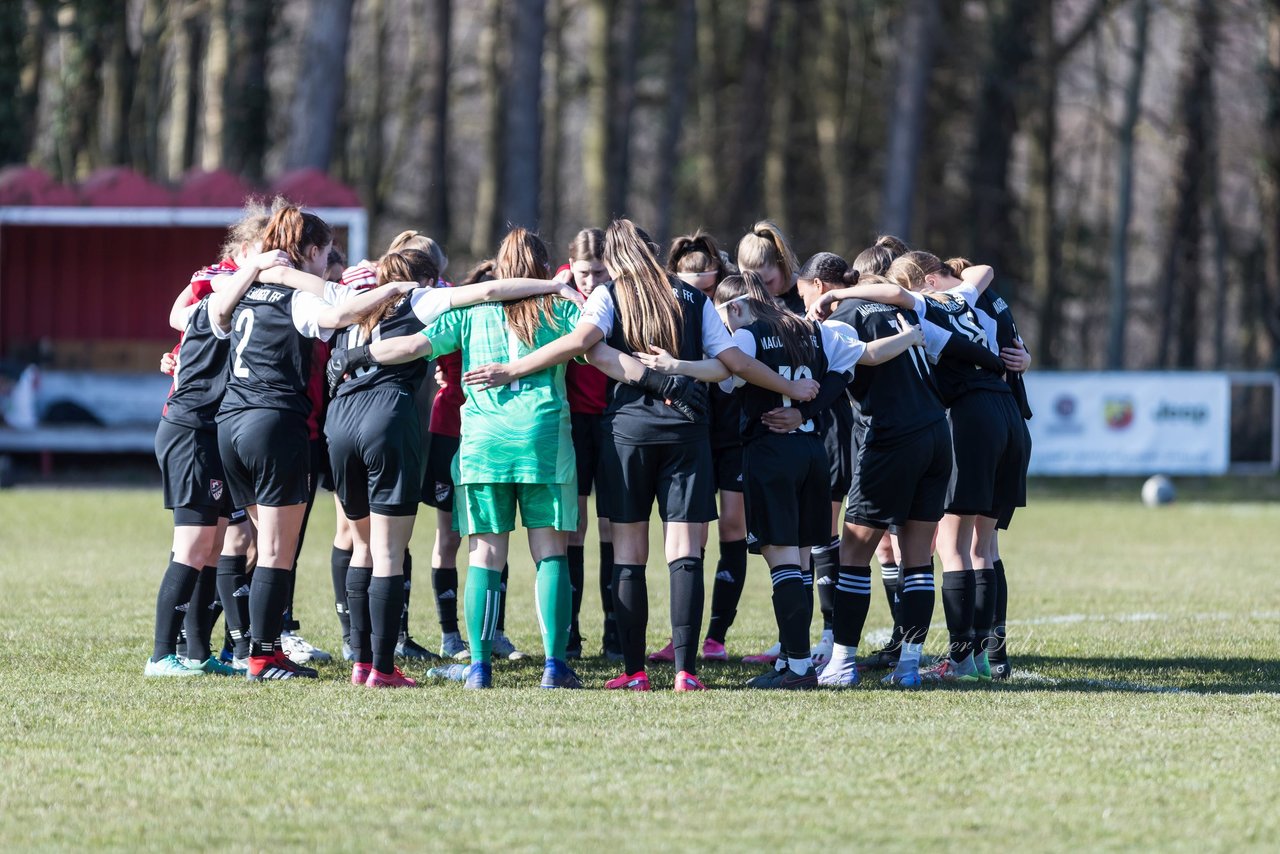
<box><xmin>0</xmin><ymin>166</ymin><xmax>367</xmax><ymax>370</ymax></box>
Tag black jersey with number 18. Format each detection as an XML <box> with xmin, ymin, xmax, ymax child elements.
<box><xmin>332</xmin><ymin>291</ymin><xmax>438</xmax><ymax>398</ymax></box>
<box><xmin>216</xmin><ymin>284</ymin><xmax>325</xmax><ymax>419</ymax></box>
<box><xmin>736</xmin><ymin>319</ymin><xmax>829</xmax><ymax>445</ymax></box>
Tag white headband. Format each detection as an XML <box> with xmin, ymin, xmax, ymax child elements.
<box><xmin>716</xmin><ymin>294</ymin><xmax>751</xmax><ymax>310</ymax></box>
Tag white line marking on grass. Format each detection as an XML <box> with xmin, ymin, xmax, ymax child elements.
<box><xmin>1009</xmin><ymin>611</ymin><xmax>1280</xmax><ymax>627</ymax></box>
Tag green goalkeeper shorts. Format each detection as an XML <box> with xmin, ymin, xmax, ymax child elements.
<box><xmin>455</xmin><ymin>482</ymin><xmax>579</xmax><ymax>536</ymax></box>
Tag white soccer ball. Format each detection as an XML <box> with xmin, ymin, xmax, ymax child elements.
<box><xmin>1141</xmin><ymin>475</ymin><xmax>1176</xmax><ymax>507</ymax></box>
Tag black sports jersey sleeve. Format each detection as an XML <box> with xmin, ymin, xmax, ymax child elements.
<box><xmin>977</xmin><ymin>289</ymin><xmax>1032</xmax><ymax>419</ymax></box>
<box><xmin>163</xmin><ymin>297</ymin><xmax>230</xmax><ymax>430</ymax></box>
<box><xmin>332</xmin><ymin>297</ymin><xmax>430</xmax><ymax>397</ymax></box>
<box><xmin>216</xmin><ymin>284</ymin><xmax>316</xmax><ymax>419</ymax></box>
<box><xmin>830</xmin><ymin>298</ymin><xmax>945</xmax><ymax>444</ymax></box>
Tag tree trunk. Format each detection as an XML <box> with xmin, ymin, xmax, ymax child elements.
<box><xmin>356</xmin><ymin>0</ymin><xmax>388</xmax><ymax>232</ymax></box>
<box><xmin>199</xmin><ymin>0</ymin><xmax>230</xmax><ymax>170</ymax></box>
<box><xmin>502</xmin><ymin>0</ymin><xmax>546</xmax><ymax>230</ymax></box>
<box><xmin>1260</xmin><ymin>3</ymin><xmax>1280</xmax><ymax>359</ymax></box>
<box><xmin>283</xmin><ymin>0</ymin><xmax>354</xmax><ymax>171</ymax></box>
<box><xmin>54</xmin><ymin>1</ymin><xmax>110</xmax><ymax>179</ymax></box>
<box><xmin>654</xmin><ymin>0</ymin><xmax>696</xmax><ymax>243</ymax></box>
<box><xmin>1158</xmin><ymin>0</ymin><xmax>1219</xmax><ymax>369</ymax></box>
<box><xmin>163</xmin><ymin>0</ymin><xmax>201</xmax><ymax>181</ymax></box>
<box><xmin>764</xmin><ymin>1</ymin><xmax>797</xmax><ymax>227</ymax></box>
<box><xmin>425</xmin><ymin>0</ymin><xmax>451</xmax><ymax>242</ymax></box>
<box><xmin>606</xmin><ymin>0</ymin><xmax>641</xmax><ymax>218</ymax></box>
<box><xmin>223</xmin><ymin>0</ymin><xmax>273</xmax><ymax>181</ymax></box>
<box><xmin>812</xmin><ymin>0</ymin><xmax>851</xmax><ymax>250</ymax></box>
<box><xmin>694</xmin><ymin>0</ymin><xmax>723</xmax><ymax>228</ymax></box>
<box><xmin>879</xmin><ymin>0</ymin><xmax>938</xmax><ymax>240</ymax></box>
<box><xmin>100</xmin><ymin>8</ymin><xmax>137</xmax><ymax>167</ymax></box>
<box><xmin>541</xmin><ymin>0</ymin><xmax>566</xmax><ymax>242</ymax></box>
<box><xmin>1106</xmin><ymin>0</ymin><xmax>1149</xmax><ymax>369</ymax></box>
<box><xmin>1028</xmin><ymin>5</ymin><xmax>1060</xmax><ymax>367</ymax></box>
<box><xmin>726</xmin><ymin>0</ymin><xmax>779</xmax><ymax>227</ymax></box>
<box><xmin>583</xmin><ymin>0</ymin><xmax>612</xmax><ymax>226</ymax></box>
<box><xmin>470</xmin><ymin>0</ymin><xmax>505</xmax><ymax>256</ymax></box>
<box><xmin>0</xmin><ymin>0</ymin><xmax>49</xmax><ymax>164</ymax></box>
<box><xmin>130</xmin><ymin>0</ymin><xmax>166</xmax><ymax>177</ymax></box>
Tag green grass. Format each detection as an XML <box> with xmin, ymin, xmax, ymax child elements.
<box><xmin>2</xmin><ymin>489</ymin><xmax>1279</xmax><ymax>852</ymax></box>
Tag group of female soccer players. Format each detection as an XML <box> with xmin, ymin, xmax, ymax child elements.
<box><xmin>146</xmin><ymin>200</ymin><xmax>1031</xmax><ymax>690</ymax></box>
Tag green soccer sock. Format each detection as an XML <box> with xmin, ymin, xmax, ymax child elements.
<box><xmin>465</xmin><ymin>566</ymin><xmax>503</xmax><ymax>664</ymax></box>
<box><xmin>536</xmin><ymin>555</ymin><xmax>572</xmax><ymax>661</ymax></box>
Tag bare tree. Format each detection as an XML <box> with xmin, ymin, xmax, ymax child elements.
<box><xmin>470</xmin><ymin>0</ymin><xmax>505</xmax><ymax>256</ymax></box>
<box><xmin>283</xmin><ymin>0</ymin><xmax>355</xmax><ymax>171</ymax></box>
<box><xmin>606</xmin><ymin>0</ymin><xmax>641</xmax><ymax>218</ymax></box>
<box><xmin>654</xmin><ymin>0</ymin><xmax>696</xmax><ymax>242</ymax></box>
<box><xmin>725</xmin><ymin>0</ymin><xmax>779</xmax><ymax>227</ymax></box>
<box><xmin>199</xmin><ymin>0</ymin><xmax>231</xmax><ymax>170</ymax></box>
<box><xmin>879</xmin><ymin>0</ymin><xmax>938</xmax><ymax>240</ymax></box>
<box><xmin>502</xmin><ymin>0</ymin><xmax>547</xmax><ymax>229</ymax></box>
<box><xmin>1259</xmin><ymin>1</ymin><xmax>1280</xmax><ymax>361</ymax></box>
<box><xmin>1106</xmin><ymin>0</ymin><xmax>1150</xmax><ymax>369</ymax></box>
<box><xmin>163</xmin><ymin>0</ymin><xmax>203</xmax><ymax>181</ymax></box>
<box><xmin>583</xmin><ymin>0</ymin><xmax>612</xmax><ymax>226</ymax></box>
<box><xmin>1</xmin><ymin>0</ymin><xmax>49</xmax><ymax>165</ymax></box>
<box><xmin>542</xmin><ymin>0</ymin><xmax>567</xmax><ymax>241</ymax></box>
<box><xmin>1158</xmin><ymin>0</ymin><xmax>1219</xmax><ymax>368</ymax></box>
<box><xmin>223</xmin><ymin>0</ymin><xmax>273</xmax><ymax>181</ymax></box>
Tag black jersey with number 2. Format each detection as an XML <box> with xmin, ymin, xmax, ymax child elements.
<box><xmin>164</xmin><ymin>297</ymin><xmax>229</xmax><ymax>430</ymax></box>
<box><xmin>830</xmin><ymin>298</ymin><xmax>944</xmax><ymax>445</ymax></box>
<box><xmin>217</xmin><ymin>284</ymin><xmax>322</xmax><ymax>419</ymax></box>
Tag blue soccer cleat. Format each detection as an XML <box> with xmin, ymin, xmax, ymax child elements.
<box><xmin>540</xmin><ymin>658</ymin><xmax>582</xmax><ymax>689</ymax></box>
<box><xmin>464</xmin><ymin>660</ymin><xmax>493</xmax><ymax>690</ymax></box>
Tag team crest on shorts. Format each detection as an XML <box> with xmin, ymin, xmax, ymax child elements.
<box><xmin>435</xmin><ymin>482</ymin><xmax>450</xmax><ymax>503</ymax></box>
<box><xmin>210</xmin><ymin>479</ymin><xmax>224</xmax><ymax>500</ymax></box>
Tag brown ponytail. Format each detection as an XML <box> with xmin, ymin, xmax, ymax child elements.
<box><xmin>494</xmin><ymin>227</ymin><xmax>557</xmax><ymax>347</ymax></box>
<box><xmin>886</xmin><ymin>250</ymin><xmax>950</xmax><ymax>292</ymax></box>
<box><xmin>714</xmin><ymin>271</ymin><xmax>814</xmax><ymax>372</ymax></box>
<box><xmin>388</xmin><ymin>229</ymin><xmax>449</xmax><ymax>275</ymax></box>
<box><xmin>852</xmin><ymin>234</ymin><xmax>909</xmax><ymax>277</ymax></box>
<box><xmin>604</xmin><ymin>218</ymin><xmax>682</xmax><ymax>356</ymax></box>
<box><xmin>260</xmin><ymin>204</ymin><xmax>334</xmax><ymax>269</ymax></box>
<box><xmin>736</xmin><ymin>220</ymin><xmax>798</xmax><ymax>289</ymax></box>
<box><xmin>667</xmin><ymin>229</ymin><xmax>729</xmax><ymax>281</ymax></box>
<box><xmin>353</xmin><ymin>248</ymin><xmax>439</xmax><ymax>339</ymax></box>
<box><xmin>568</xmin><ymin>227</ymin><xmax>605</xmax><ymax>263</ymax></box>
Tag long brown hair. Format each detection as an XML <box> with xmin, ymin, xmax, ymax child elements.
<box><xmin>494</xmin><ymin>227</ymin><xmax>556</xmax><ymax>347</ymax></box>
<box><xmin>260</xmin><ymin>204</ymin><xmax>334</xmax><ymax>268</ymax></box>
<box><xmin>603</xmin><ymin>218</ymin><xmax>682</xmax><ymax>355</ymax></box>
<box><xmin>736</xmin><ymin>220</ymin><xmax>798</xmax><ymax>288</ymax></box>
<box><xmin>667</xmin><ymin>229</ymin><xmax>729</xmax><ymax>280</ymax></box>
<box><xmin>568</xmin><ymin>227</ymin><xmax>605</xmax><ymax>262</ymax></box>
<box><xmin>355</xmin><ymin>248</ymin><xmax>439</xmax><ymax>339</ymax></box>
<box><xmin>715</xmin><ymin>271</ymin><xmax>814</xmax><ymax>372</ymax></box>
<box><xmin>853</xmin><ymin>234</ymin><xmax>909</xmax><ymax>277</ymax></box>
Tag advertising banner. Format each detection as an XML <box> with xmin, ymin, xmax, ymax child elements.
<box><xmin>1024</xmin><ymin>372</ymin><xmax>1230</xmax><ymax>475</ymax></box>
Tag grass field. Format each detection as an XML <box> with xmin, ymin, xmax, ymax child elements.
<box><xmin>2</xmin><ymin>488</ymin><xmax>1279</xmax><ymax>851</ymax></box>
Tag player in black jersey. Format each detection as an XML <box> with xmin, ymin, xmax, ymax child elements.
<box><xmin>459</xmin><ymin>219</ymin><xmax>820</xmax><ymax>692</ymax></box>
<box><xmin>145</xmin><ymin>249</ymin><xmax>291</xmax><ymax>679</ymax></box>
<box><xmin>887</xmin><ymin>252</ymin><xmax>1024</xmax><ymax>683</ymax></box>
<box><xmin>968</xmin><ymin>273</ymin><xmax>1032</xmax><ymax>681</ymax></box>
<box><xmin>799</xmin><ymin>262</ymin><xmax>997</xmax><ymax>687</ymax></box>
<box><xmin>736</xmin><ymin>220</ymin><xmax>807</xmax><ymax>317</ymax></box>
<box><xmin>652</xmin><ymin>231</ymin><xmax>744</xmax><ymax>664</ymax></box>
<box><xmin>212</xmin><ymin>205</ymin><xmax>411</xmax><ymax>682</ymax></box>
<box><xmin>714</xmin><ymin>272</ymin><xmax>924</xmax><ymax>688</ymax></box>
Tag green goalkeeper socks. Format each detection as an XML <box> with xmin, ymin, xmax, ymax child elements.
<box><xmin>535</xmin><ymin>555</ymin><xmax>571</xmax><ymax>661</ymax></box>
<box><xmin>464</xmin><ymin>566</ymin><xmax>503</xmax><ymax>664</ymax></box>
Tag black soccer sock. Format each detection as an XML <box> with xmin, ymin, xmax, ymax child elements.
<box><xmin>973</xmin><ymin>567</ymin><xmax>997</xmax><ymax>655</ymax></box>
<box><xmin>282</xmin><ymin>563</ymin><xmax>299</xmax><ymax>633</ymax></box>
<box><xmin>599</xmin><ymin>542</ymin><xmax>615</xmax><ymax>619</ymax></box>
<box><xmin>770</xmin><ymin>564</ymin><xmax>812</xmax><ymax>664</ymax></box>
<box><xmin>432</xmin><ymin>565</ymin><xmax>459</xmax><ymax>634</ymax></box>
<box><xmin>832</xmin><ymin>565</ymin><xmax>872</xmax><ymax>649</ymax></box>
<box><xmin>248</xmin><ymin>567</ymin><xmax>293</xmax><ymax>657</ymax></box>
<box><xmin>182</xmin><ymin>565</ymin><xmax>218</xmax><ymax>661</ymax></box>
<box><xmin>331</xmin><ymin>546</ymin><xmax>353</xmax><ymax>645</ymax></box>
<box><xmin>215</xmin><ymin>555</ymin><xmax>251</xmax><ymax>659</ymax></box>
<box><xmin>802</xmin><ymin>562</ymin><xmax>815</xmax><ymax>640</ymax></box>
<box><xmin>941</xmin><ymin>571</ymin><xmax>975</xmax><ymax>663</ymax></box>
<box><xmin>497</xmin><ymin>563</ymin><xmax>509</xmax><ymax>632</ymax></box>
<box><xmin>613</xmin><ymin>563</ymin><xmax>648</xmax><ymax>675</ymax></box>
<box><xmin>369</xmin><ymin>575</ymin><xmax>406</xmax><ymax>674</ymax></box>
<box><xmin>993</xmin><ymin>558</ymin><xmax>1008</xmax><ymax>660</ymax></box>
<box><xmin>567</xmin><ymin>545</ymin><xmax>585</xmax><ymax>649</ymax></box>
<box><xmin>706</xmin><ymin>538</ymin><xmax>748</xmax><ymax>643</ymax></box>
<box><xmin>151</xmin><ymin>560</ymin><xmax>199</xmax><ymax>662</ymax></box>
<box><xmin>668</xmin><ymin>556</ymin><xmax>704</xmax><ymax>675</ymax></box>
<box><xmin>899</xmin><ymin>563</ymin><xmax>936</xmax><ymax>647</ymax></box>
<box><xmin>813</xmin><ymin>537</ymin><xmax>840</xmax><ymax>630</ymax></box>
<box><xmin>345</xmin><ymin>566</ymin><xmax>373</xmax><ymax>665</ymax></box>
<box><xmin>400</xmin><ymin>548</ymin><xmax>413</xmax><ymax>637</ymax></box>
<box><xmin>881</xmin><ymin>561</ymin><xmax>904</xmax><ymax>652</ymax></box>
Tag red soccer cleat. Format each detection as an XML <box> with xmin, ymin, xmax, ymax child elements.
<box><xmin>365</xmin><ymin>666</ymin><xmax>418</xmax><ymax>688</ymax></box>
<box><xmin>351</xmin><ymin>662</ymin><xmax>372</xmax><ymax>686</ymax></box>
<box><xmin>674</xmin><ymin>670</ymin><xmax>707</xmax><ymax>692</ymax></box>
<box><xmin>604</xmin><ymin>671</ymin><xmax>651</xmax><ymax>691</ymax></box>
<box><xmin>647</xmin><ymin>640</ymin><xmax>675</xmax><ymax>663</ymax></box>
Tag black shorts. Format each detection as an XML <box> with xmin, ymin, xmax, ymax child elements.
<box><xmin>326</xmin><ymin>387</ymin><xmax>423</xmax><ymax>519</ymax></box>
<box><xmin>743</xmin><ymin>433</ymin><xmax>830</xmax><ymax>549</ymax></box>
<box><xmin>421</xmin><ymin>431</ymin><xmax>460</xmax><ymax>510</ymax></box>
<box><xmin>571</xmin><ymin>412</ymin><xmax>605</xmax><ymax>497</ymax></box>
<box><xmin>993</xmin><ymin>419</ymin><xmax>1031</xmax><ymax>529</ymax></box>
<box><xmin>315</xmin><ymin>435</ymin><xmax>336</xmax><ymax>492</ymax></box>
<box><xmin>947</xmin><ymin>390</ymin><xmax>1029</xmax><ymax>518</ymax></box>
<box><xmin>217</xmin><ymin>409</ymin><xmax>311</xmax><ymax>508</ymax></box>
<box><xmin>155</xmin><ymin>419</ymin><xmax>230</xmax><ymax>525</ymax></box>
<box><xmin>597</xmin><ymin>438</ymin><xmax>718</xmax><ymax>524</ymax></box>
<box><xmin>823</xmin><ymin>399</ymin><xmax>855</xmax><ymax>502</ymax></box>
<box><xmin>712</xmin><ymin>444</ymin><xmax>744</xmax><ymax>493</ymax></box>
<box><xmin>847</xmin><ymin>418</ymin><xmax>953</xmax><ymax>529</ymax></box>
